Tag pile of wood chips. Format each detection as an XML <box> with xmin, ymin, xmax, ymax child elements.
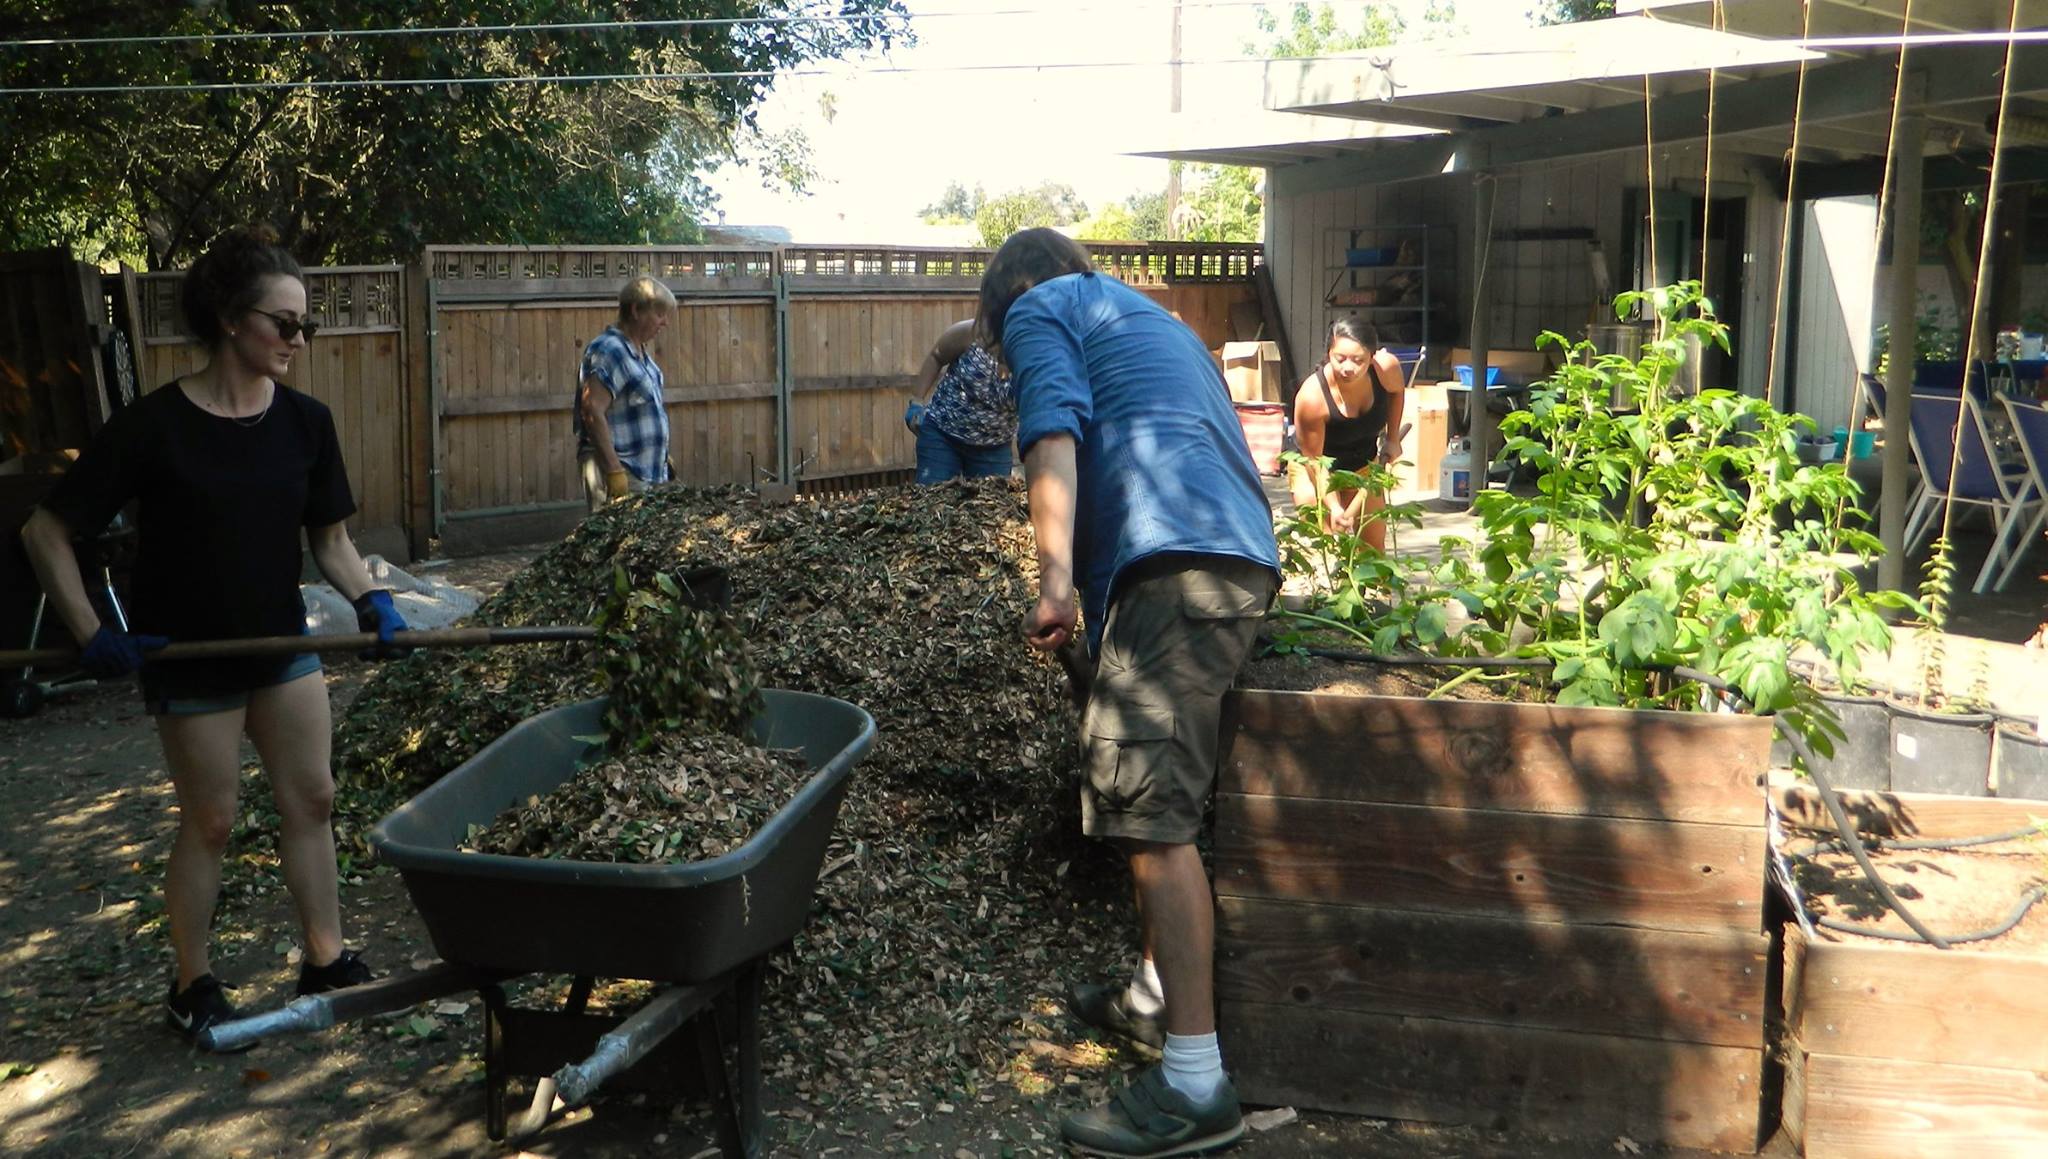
<box><xmin>336</xmin><ymin>479</ymin><xmax>1141</xmax><ymax>1118</ymax></box>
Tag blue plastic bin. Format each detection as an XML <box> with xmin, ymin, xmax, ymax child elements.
<box><xmin>1345</xmin><ymin>246</ymin><xmax>1399</xmax><ymax>267</ymax></box>
<box><xmin>1454</xmin><ymin>365</ymin><xmax>1502</xmax><ymax>387</ymax></box>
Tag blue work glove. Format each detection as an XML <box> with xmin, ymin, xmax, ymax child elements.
<box><xmin>904</xmin><ymin>399</ymin><xmax>926</xmax><ymax>432</ymax></box>
<box><xmin>78</xmin><ymin>625</ymin><xmax>169</xmax><ymax>679</ymax></box>
<box><xmin>351</xmin><ymin>589</ymin><xmax>413</xmax><ymax>660</ymax></box>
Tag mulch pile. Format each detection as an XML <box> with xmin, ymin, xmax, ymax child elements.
<box><xmin>333</xmin><ymin>479</ymin><xmax>1140</xmax><ymax>1118</ymax></box>
<box><xmin>464</xmin><ymin>734</ymin><xmax>811</xmax><ymax>864</ymax></box>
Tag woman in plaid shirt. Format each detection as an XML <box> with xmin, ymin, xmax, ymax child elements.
<box><xmin>575</xmin><ymin>276</ymin><xmax>676</xmax><ymax>511</ymax></box>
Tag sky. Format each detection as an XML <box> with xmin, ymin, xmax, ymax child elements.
<box><xmin>704</xmin><ymin>0</ymin><xmax>1553</xmax><ymax>241</ymax></box>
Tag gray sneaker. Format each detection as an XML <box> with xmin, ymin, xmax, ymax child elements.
<box><xmin>1060</xmin><ymin>1064</ymin><xmax>1245</xmax><ymax>1158</ymax></box>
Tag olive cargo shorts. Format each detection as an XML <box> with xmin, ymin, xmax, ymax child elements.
<box><xmin>1080</xmin><ymin>554</ymin><xmax>1277</xmax><ymax>844</ymax></box>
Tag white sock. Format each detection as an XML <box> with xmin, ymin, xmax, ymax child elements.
<box><xmin>1125</xmin><ymin>956</ymin><xmax>1165</xmax><ymax>1017</ymax></box>
<box><xmin>1161</xmin><ymin>1032</ymin><xmax>1226</xmax><ymax>1103</ymax></box>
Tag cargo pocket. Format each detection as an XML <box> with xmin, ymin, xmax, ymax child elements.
<box><xmin>1181</xmin><ymin>578</ymin><xmax>1271</xmax><ymax>621</ymax></box>
<box><xmin>1083</xmin><ymin>703</ymin><xmax>1175</xmax><ymax>813</ymax></box>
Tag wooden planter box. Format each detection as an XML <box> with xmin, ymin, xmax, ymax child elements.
<box><xmin>1215</xmin><ymin>689</ymin><xmax>1774</xmax><ymax>1154</ymax></box>
<box><xmin>1773</xmin><ymin>783</ymin><xmax>2048</xmax><ymax>1158</ymax></box>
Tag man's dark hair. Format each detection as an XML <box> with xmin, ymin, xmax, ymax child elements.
<box><xmin>976</xmin><ymin>228</ymin><xmax>1094</xmax><ymax>358</ymax></box>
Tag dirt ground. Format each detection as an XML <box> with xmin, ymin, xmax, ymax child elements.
<box><xmin>2</xmin><ymin>551</ymin><xmax>1786</xmax><ymax>1159</ymax></box>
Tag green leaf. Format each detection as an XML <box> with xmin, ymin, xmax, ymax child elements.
<box><xmin>1415</xmin><ymin>604</ymin><xmax>1449</xmax><ymax>644</ymax></box>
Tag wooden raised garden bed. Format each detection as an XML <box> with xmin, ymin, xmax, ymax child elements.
<box><xmin>1772</xmin><ymin>781</ymin><xmax>2048</xmax><ymax>1159</ymax></box>
<box><xmin>1214</xmin><ymin>683</ymin><xmax>1774</xmax><ymax>1153</ymax></box>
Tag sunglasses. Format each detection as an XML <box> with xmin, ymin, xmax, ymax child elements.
<box><xmin>249</xmin><ymin>308</ymin><xmax>320</xmax><ymax>342</ymax></box>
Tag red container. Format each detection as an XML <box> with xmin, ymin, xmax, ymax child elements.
<box><xmin>1234</xmin><ymin>402</ymin><xmax>1287</xmax><ymax>476</ymax></box>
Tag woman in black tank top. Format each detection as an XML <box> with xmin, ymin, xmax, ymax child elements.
<box><xmin>1289</xmin><ymin>317</ymin><xmax>1409</xmax><ymax>550</ymax></box>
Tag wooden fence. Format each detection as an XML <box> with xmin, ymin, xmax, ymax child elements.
<box><xmin>118</xmin><ymin>240</ymin><xmax>1263</xmax><ymax>557</ymax></box>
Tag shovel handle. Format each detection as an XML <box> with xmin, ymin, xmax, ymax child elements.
<box><xmin>0</xmin><ymin>625</ymin><xmax>597</xmax><ymax>669</ymax></box>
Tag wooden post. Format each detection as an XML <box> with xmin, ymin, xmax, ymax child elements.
<box><xmin>1164</xmin><ymin>0</ymin><xmax>1182</xmax><ymax>240</ymax></box>
<box><xmin>1467</xmin><ymin>172</ymin><xmax>1497</xmax><ymax>511</ymax></box>
<box><xmin>773</xmin><ymin>250</ymin><xmax>794</xmax><ymax>484</ymax></box>
<box><xmin>401</xmin><ymin>259</ymin><xmax>434</xmax><ymax>561</ymax></box>
<box><xmin>1878</xmin><ymin>112</ymin><xmax>1925</xmax><ymax>593</ymax></box>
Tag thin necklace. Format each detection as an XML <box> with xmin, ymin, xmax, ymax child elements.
<box><xmin>214</xmin><ymin>382</ymin><xmax>274</xmax><ymax>426</ymax></box>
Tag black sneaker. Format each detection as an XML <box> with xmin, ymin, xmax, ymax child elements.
<box><xmin>296</xmin><ymin>949</ymin><xmax>375</xmax><ymax>996</ymax></box>
<box><xmin>1061</xmin><ymin>1064</ymin><xmax>1245</xmax><ymax>1157</ymax></box>
<box><xmin>1068</xmin><ymin>981</ymin><xmax>1166</xmax><ymax>1050</ymax></box>
<box><xmin>165</xmin><ymin>974</ymin><xmax>253</xmax><ymax>1052</ymax></box>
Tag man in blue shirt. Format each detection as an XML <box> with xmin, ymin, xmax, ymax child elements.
<box><xmin>980</xmin><ymin>229</ymin><xmax>1279</xmax><ymax>1158</ymax></box>
<box><xmin>574</xmin><ymin>275</ymin><xmax>675</xmax><ymax>512</ymax></box>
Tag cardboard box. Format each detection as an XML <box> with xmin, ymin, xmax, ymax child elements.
<box><xmin>1221</xmin><ymin>341</ymin><xmax>1284</xmax><ymax>403</ymax></box>
<box><xmin>1400</xmin><ymin>384</ymin><xmax>1449</xmax><ymax>496</ymax></box>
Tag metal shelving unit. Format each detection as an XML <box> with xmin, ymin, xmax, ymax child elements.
<box><xmin>1323</xmin><ymin>224</ymin><xmax>1433</xmax><ymax>350</ymax></box>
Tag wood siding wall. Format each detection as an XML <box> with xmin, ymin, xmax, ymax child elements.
<box><xmin>1792</xmin><ymin>197</ymin><xmax>1880</xmax><ymax>437</ymax></box>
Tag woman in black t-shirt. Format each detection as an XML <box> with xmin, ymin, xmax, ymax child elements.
<box><xmin>19</xmin><ymin>226</ymin><xmax>406</xmax><ymax>1047</ymax></box>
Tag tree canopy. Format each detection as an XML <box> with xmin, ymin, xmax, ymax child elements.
<box><xmin>1532</xmin><ymin>0</ymin><xmax>1616</xmax><ymax>22</ymax></box>
<box><xmin>920</xmin><ymin>181</ymin><xmax>986</xmax><ymax>224</ymax></box>
<box><xmin>973</xmin><ymin>183</ymin><xmax>1088</xmax><ymax>247</ymax></box>
<box><xmin>0</xmin><ymin>2</ymin><xmax>909</xmax><ymax>267</ymax></box>
<box><xmin>1254</xmin><ymin>1</ymin><xmax>1456</xmax><ymax>57</ymax></box>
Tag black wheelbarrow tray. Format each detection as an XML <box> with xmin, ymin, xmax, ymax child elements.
<box><xmin>199</xmin><ymin>688</ymin><xmax>875</xmax><ymax>1155</ymax></box>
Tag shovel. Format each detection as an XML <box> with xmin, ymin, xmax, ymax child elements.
<box><xmin>0</xmin><ymin>625</ymin><xmax>598</xmax><ymax>670</ymax></box>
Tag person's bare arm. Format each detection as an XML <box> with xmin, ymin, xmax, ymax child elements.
<box><xmin>1379</xmin><ymin>353</ymin><xmax>1409</xmax><ymax>465</ymax></box>
<box><xmin>1289</xmin><ymin>384</ymin><xmax>1349</xmax><ymax>528</ymax></box>
<box><xmin>1022</xmin><ymin>433</ymin><xmax>1079</xmax><ymax>652</ymax></box>
<box><xmin>914</xmin><ymin>320</ymin><xmax>978</xmax><ymax>406</ymax></box>
<box><xmin>306</xmin><ymin>520</ymin><xmax>376</xmax><ymax>602</ymax></box>
<box><xmin>19</xmin><ymin>508</ymin><xmax>100</xmax><ymax>644</ymax></box>
<box><xmin>579</xmin><ymin>377</ymin><xmax>623</xmax><ymax>476</ymax></box>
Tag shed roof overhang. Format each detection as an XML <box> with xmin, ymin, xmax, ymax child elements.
<box><xmin>1131</xmin><ymin>1</ymin><xmax>2048</xmax><ymax>198</ymax></box>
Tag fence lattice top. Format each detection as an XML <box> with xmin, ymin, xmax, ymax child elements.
<box><xmin>423</xmin><ymin>240</ymin><xmax>1261</xmax><ymax>289</ymax></box>
<box><xmin>139</xmin><ymin>266</ymin><xmax>403</xmax><ymax>341</ymax></box>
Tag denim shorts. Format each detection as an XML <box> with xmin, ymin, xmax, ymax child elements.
<box><xmin>144</xmin><ymin>652</ymin><xmax>323</xmax><ymax>717</ymax></box>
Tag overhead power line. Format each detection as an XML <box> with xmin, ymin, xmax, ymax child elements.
<box><xmin>13</xmin><ymin>23</ymin><xmax>2048</xmax><ymax>98</ymax></box>
<box><xmin>5</xmin><ymin>54</ymin><xmax>1331</xmax><ymax>97</ymax></box>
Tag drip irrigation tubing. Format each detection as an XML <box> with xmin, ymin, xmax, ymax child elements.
<box><xmin>1815</xmin><ymin>885</ymin><xmax>2046</xmax><ymax>945</ymax></box>
<box><xmin>1797</xmin><ymin>824</ymin><xmax>2048</xmax><ymax>853</ymax></box>
<box><xmin>1278</xmin><ymin>644</ymin><xmax>1556</xmax><ymax>671</ymax></box>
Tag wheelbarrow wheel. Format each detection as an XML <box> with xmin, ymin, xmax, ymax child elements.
<box><xmin>1</xmin><ymin>679</ymin><xmax>41</xmax><ymax>719</ymax></box>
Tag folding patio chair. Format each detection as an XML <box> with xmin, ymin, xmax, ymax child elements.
<box><xmin>1384</xmin><ymin>344</ymin><xmax>1429</xmax><ymax>389</ymax></box>
<box><xmin>1996</xmin><ymin>394</ymin><xmax>2048</xmax><ymax>591</ymax></box>
<box><xmin>1858</xmin><ymin>373</ymin><xmax>1923</xmax><ymax>516</ymax></box>
<box><xmin>1904</xmin><ymin>392</ymin><xmax>2045</xmax><ymax>592</ymax></box>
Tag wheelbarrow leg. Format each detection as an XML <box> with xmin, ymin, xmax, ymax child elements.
<box><xmin>695</xmin><ymin>961</ymin><xmax>765</xmax><ymax>1158</ymax></box>
<box><xmin>483</xmin><ymin>984</ymin><xmax>510</xmax><ymax>1141</ymax></box>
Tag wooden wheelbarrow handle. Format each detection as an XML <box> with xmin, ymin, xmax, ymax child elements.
<box><xmin>0</xmin><ymin>625</ymin><xmax>597</xmax><ymax>669</ymax></box>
